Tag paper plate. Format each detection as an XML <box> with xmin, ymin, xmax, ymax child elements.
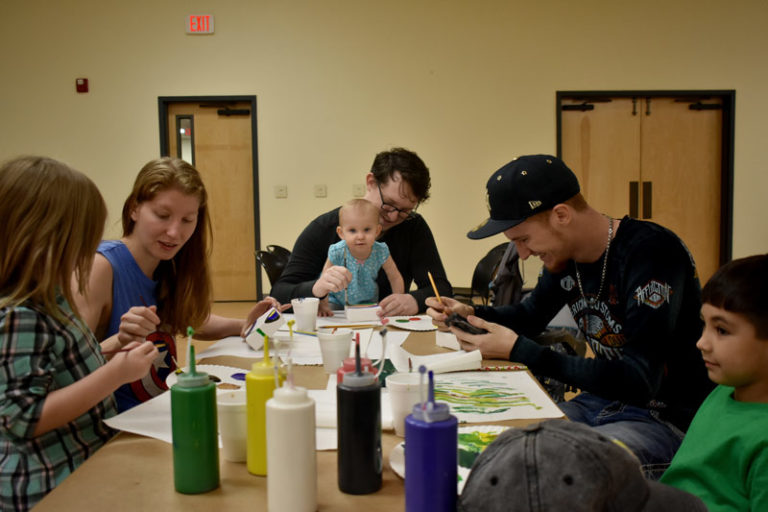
<box><xmin>165</xmin><ymin>364</ymin><xmax>247</xmax><ymax>391</ymax></box>
<box><xmin>386</xmin><ymin>315</ymin><xmax>437</xmax><ymax>332</ymax></box>
<box><xmin>389</xmin><ymin>442</ymin><xmax>405</xmax><ymax>479</ymax></box>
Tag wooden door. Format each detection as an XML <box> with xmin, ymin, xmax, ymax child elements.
<box><xmin>166</xmin><ymin>102</ymin><xmax>257</xmax><ymax>301</ymax></box>
<box><xmin>560</xmin><ymin>94</ymin><xmax>725</xmax><ymax>283</ymax></box>
<box><xmin>640</xmin><ymin>97</ymin><xmax>722</xmax><ymax>282</ymax></box>
<box><xmin>560</xmin><ymin>98</ymin><xmax>640</xmax><ymax>219</ymax></box>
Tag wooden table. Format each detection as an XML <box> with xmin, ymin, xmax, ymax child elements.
<box><xmin>34</xmin><ymin>330</ymin><xmax>553</xmax><ymax>511</ymax></box>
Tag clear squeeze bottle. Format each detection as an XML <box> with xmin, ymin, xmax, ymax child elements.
<box><xmin>246</xmin><ymin>334</ymin><xmax>284</xmax><ymax>475</ymax></box>
<box><xmin>266</xmin><ymin>359</ymin><xmax>317</xmax><ymax>512</ymax></box>
<box><xmin>337</xmin><ymin>336</ymin><xmax>383</xmax><ymax>494</ymax></box>
<box><xmin>170</xmin><ymin>344</ymin><xmax>220</xmax><ymax>494</ymax></box>
<box><xmin>405</xmin><ymin>366</ymin><xmax>458</xmax><ymax>512</ymax></box>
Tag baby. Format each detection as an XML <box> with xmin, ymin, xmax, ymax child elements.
<box><xmin>319</xmin><ymin>199</ymin><xmax>404</xmax><ymax>316</ymax></box>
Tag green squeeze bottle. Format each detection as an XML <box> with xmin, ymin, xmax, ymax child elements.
<box><xmin>171</xmin><ymin>339</ymin><xmax>220</xmax><ymax>494</ymax></box>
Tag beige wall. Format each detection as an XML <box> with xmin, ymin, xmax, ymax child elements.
<box><xmin>2</xmin><ymin>0</ymin><xmax>766</xmax><ymax>291</ymax></box>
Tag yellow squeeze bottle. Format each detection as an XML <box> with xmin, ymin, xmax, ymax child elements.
<box><xmin>246</xmin><ymin>334</ymin><xmax>284</xmax><ymax>476</ymax></box>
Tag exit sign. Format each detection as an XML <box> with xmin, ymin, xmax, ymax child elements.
<box><xmin>186</xmin><ymin>14</ymin><xmax>214</xmax><ymax>34</ymax></box>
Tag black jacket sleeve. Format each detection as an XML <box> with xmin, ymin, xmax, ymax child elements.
<box><xmin>270</xmin><ymin>210</ymin><xmax>340</xmax><ymax>303</ymax></box>
<box><xmin>381</xmin><ymin>215</ymin><xmax>452</xmax><ymax>312</ymax></box>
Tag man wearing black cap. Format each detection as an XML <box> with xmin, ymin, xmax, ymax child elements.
<box><xmin>426</xmin><ymin>154</ymin><xmax>713</xmax><ymax>479</ymax></box>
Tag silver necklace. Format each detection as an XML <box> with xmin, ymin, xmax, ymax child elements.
<box><xmin>574</xmin><ymin>215</ymin><xmax>613</xmax><ymax>309</ymax></box>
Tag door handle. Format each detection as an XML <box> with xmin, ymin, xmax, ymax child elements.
<box><xmin>629</xmin><ymin>181</ymin><xmax>639</xmax><ymax>218</ymax></box>
<box><xmin>642</xmin><ymin>181</ymin><xmax>652</xmax><ymax>219</ymax></box>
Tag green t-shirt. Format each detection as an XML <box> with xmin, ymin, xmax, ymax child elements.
<box><xmin>661</xmin><ymin>385</ymin><xmax>768</xmax><ymax>512</ymax></box>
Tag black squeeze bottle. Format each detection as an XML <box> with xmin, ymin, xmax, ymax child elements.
<box><xmin>337</xmin><ymin>338</ymin><xmax>382</xmax><ymax>494</ymax></box>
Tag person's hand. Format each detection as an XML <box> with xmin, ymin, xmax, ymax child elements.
<box><xmin>425</xmin><ymin>296</ymin><xmax>474</xmax><ymax>330</ymax></box>
<box><xmin>107</xmin><ymin>340</ymin><xmax>159</xmax><ymax>383</ymax></box>
<box><xmin>317</xmin><ymin>302</ymin><xmax>334</xmax><ymax>317</ymax></box>
<box><xmin>311</xmin><ymin>266</ymin><xmax>352</xmax><ymax>298</ymax></box>
<box><xmin>378</xmin><ymin>293</ymin><xmax>418</xmax><ymax>317</ymax></box>
<box><xmin>117</xmin><ymin>306</ymin><xmax>160</xmax><ymax>346</ymax></box>
<box><xmin>240</xmin><ymin>297</ymin><xmax>291</xmax><ymax>337</ymax></box>
<box><xmin>451</xmin><ymin>316</ymin><xmax>519</xmax><ymax>360</ymax></box>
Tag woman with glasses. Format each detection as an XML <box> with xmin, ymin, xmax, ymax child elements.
<box><xmin>271</xmin><ymin>147</ymin><xmax>452</xmax><ymax>317</ymax></box>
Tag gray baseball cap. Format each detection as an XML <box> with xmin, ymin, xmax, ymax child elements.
<box><xmin>458</xmin><ymin>419</ymin><xmax>707</xmax><ymax>512</ymax></box>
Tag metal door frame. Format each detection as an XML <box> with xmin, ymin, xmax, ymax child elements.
<box><xmin>158</xmin><ymin>95</ymin><xmax>263</xmax><ymax>298</ymax></box>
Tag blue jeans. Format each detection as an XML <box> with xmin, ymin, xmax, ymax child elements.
<box><xmin>558</xmin><ymin>393</ymin><xmax>685</xmax><ymax>480</ymax></box>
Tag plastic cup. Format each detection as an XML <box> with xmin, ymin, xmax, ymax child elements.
<box><xmin>385</xmin><ymin>372</ymin><xmax>423</xmax><ymax>437</ymax></box>
<box><xmin>291</xmin><ymin>297</ymin><xmax>319</xmax><ymax>332</ymax></box>
<box><xmin>217</xmin><ymin>389</ymin><xmax>247</xmax><ymax>462</ymax></box>
<box><xmin>317</xmin><ymin>328</ymin><xmax>352</xmax><ymax>374</ymax></box>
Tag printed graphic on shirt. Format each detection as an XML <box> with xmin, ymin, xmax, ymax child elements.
<box><xmin>569</xmin><ymin>296</ymin><xmax>626</xmax><ymax>360</ymax></box>
<box><xmin>633</xmin><ymin>280</ymin><xmax>673</xmax><ymax>309</ymax></box>
<box><xmin>560</xmin><ymin>275</ymin><xmax>575</xmax><ymax>292</ymax></box>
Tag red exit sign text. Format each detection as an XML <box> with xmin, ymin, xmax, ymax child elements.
<box><xmin>186</xmin><ymin>14</ymin><xmax>214</xmax><ymax>34</ymax></box>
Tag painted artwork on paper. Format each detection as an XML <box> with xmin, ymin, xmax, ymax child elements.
<box><xmin>457</xmin><ymin>425</ymin><xmax>508</xmax><ymax>493</ymax></box>
<box><xmin>433</xmin><ymin>371</ymin><xmax>563</xmax><ymax>423</ymax></box>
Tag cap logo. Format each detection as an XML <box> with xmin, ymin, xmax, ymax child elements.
<box><xmin>521</xmin><ymin>170</ymin><xmax>528</xmax><ymax>176</ymax></box>
<box><xmin>528</xmin><ymin>200</ymin><xmax>542</xmax><ymax>210</ymax></box>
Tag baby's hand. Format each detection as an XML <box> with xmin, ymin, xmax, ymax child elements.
<box><xmin>318</xmin><ymin>302</ymin><xmax>334</xmax><ymax>317</ymax></box>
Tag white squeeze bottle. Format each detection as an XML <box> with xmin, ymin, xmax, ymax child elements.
<box><xmin>266</xmin><ymin>360</ymin><xmax>317</xmax><ymax>512</ymax></box>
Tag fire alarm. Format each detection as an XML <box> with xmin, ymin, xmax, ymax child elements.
<box><xmin>76</xmin><ymin>78</ymin><xmax>89</xmax><ymax>93</ymax></box>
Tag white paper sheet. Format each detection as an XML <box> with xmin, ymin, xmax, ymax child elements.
<box><xmin>105</xmin><ymin>387</ymin><xmax>339</xmax><ymax>451</ymax></box>
<box><xmin>408</xmin><ymin>350</ymin><xmax>482</xmax><ymax>374</ymax></box>
<box><xmin>435</xmin><ymin>330</ymin><xmax>461</xmax><ymax>350</ymax></box>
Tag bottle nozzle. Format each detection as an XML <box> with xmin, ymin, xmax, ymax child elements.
<box><xmin>186</xmin><ymin>326</ymin><xmax>195</xmax><ymax>374</ymax></box>
<box><xmin>355</xmin><ymin>339</ymin><xmax>362</xmax><ymax>376</ymax></box>
<box><xmin>188</xmin><ymin>344</ymin><xmax>196</xmax><ymax>375</ymax></box>
<box><xmin>419</xmin><ymin>365</ymin><xmax>427</xmax><ymax>410</ymax></box>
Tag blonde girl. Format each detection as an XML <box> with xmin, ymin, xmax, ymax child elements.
<box><xmin>0</xmin><ymin>156</ymin><xmax>157</xmax><ymax>511</ymax></box>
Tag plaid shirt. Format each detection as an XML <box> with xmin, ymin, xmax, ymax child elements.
<box><xmin>0</xmin><ymin>296</ymin><xmax>117</xmax><ymax>511</ymax></box>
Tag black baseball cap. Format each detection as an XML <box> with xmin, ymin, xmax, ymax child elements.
<box><xmin>467</xmin><ymin>155</ymin><xmax>580</xmax><ymax>240</ymax></box>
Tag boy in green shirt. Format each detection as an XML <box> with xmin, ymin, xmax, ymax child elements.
<box><xmin>661</xmin><ymin>254</ymin><xmax>768</xmax><ymax>511</ymax></box>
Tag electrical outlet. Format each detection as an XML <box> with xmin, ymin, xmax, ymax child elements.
<box><xmin>274</xmin><ymin>185</ymin><xmax>288</xmax><ymax>198</ymax></box>
<box><xmin>352</xmin><ymin>184</ymin><xmax>366</xmax><ymax>197</ymax></box>
<box><xmin>314</xmin><ymin>184</ymin><xmax>327</xmax><ymax>198</ymax></box>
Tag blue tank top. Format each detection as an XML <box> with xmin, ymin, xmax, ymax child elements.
<box><xmin>98</xmin><ymin>241</ymin><xmax>178</xmax><ymax>412</ymax></box>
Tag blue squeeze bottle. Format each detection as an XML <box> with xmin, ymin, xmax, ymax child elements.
<box><xmin>404</xmin><ymin>366</ymin><xmax>458</xmax><ymax>512</ymax></box>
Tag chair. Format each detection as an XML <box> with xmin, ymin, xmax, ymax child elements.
<box><xmin>266</xmin><ymin>244</ymin><xmax>291</xmax><ymax>261</ymax></box>
<box><xmin>469</xmin><ymin>242</ymin><xmax>511</xmax><ymax>305</ymax></box>
<box><xmin>256</xmin><ymin>249</ymin><xmax>290</xmax><ymax>287</ymax></box>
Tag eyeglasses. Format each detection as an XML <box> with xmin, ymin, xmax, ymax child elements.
<box><xmin>377</xmin><ymin>182</ymin><xmax>417</xmax><ymax>219</ymax></box>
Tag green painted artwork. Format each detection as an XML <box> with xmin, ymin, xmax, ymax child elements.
<box><xmin>434</xmin><ymin>377</ymin><xmax>543</xmax><ymax>416</ymax></box>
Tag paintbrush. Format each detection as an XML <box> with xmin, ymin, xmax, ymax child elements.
<box><xmin>101</xmin><ymin>343</ymin><xmax>166</xmax><ymax>356</ymax></box>
<box><xmin>427</xmin><ymin>271</ymin><xmax>443</xmax><ymax>306</ymax></box>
